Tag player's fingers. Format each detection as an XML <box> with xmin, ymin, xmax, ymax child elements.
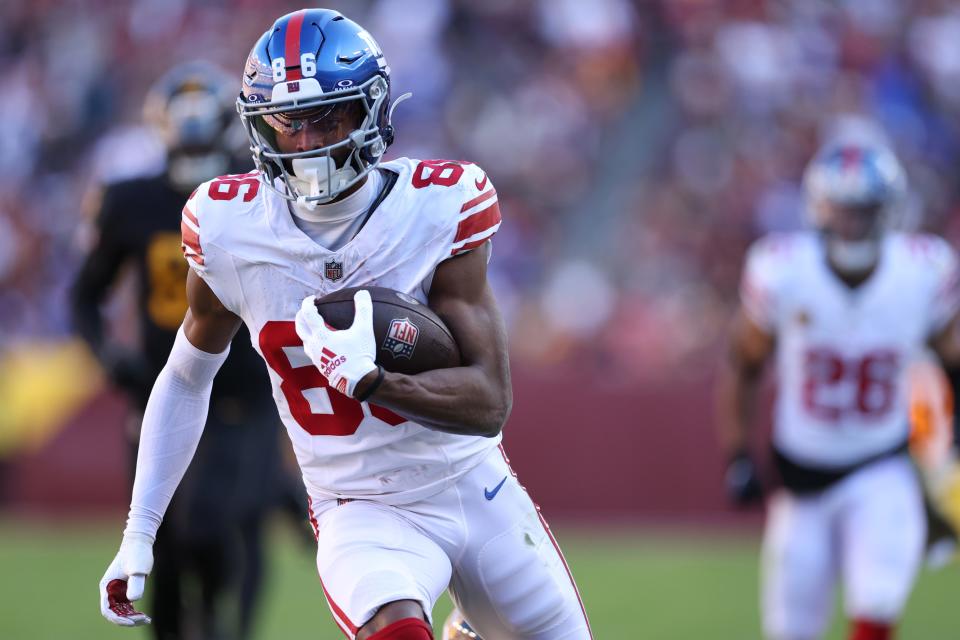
<box><xmin>299</xmin><ymin>296</ymin><xmax>318</xmax><ymax>322</ymax></box>
<box><xmin>101</xmin><ymin>579</ymin><xmax>135</xmax><ymax>626</ymax></box>
<box><xmin>99</xmin><ymin>579</ymin><xmax>115</xmax><ymax>620</ymax></box>
<box><xmin>352</xmin><ymin>290</ymin><xmax>373</xmax><ymax>329</ymax></box>
<box><xmin>296</xmin><ymin>296</ymin><xmax>322</xmax><ymax>336</ymax></box>
<box><xmin>104</xmin><ymin>612</ymin><xmax>136</xmax><ymax>626</ymax></box>
<box><xmin>103</xmin><ymin>578</ymin><xmax>152</xmax><ymax>626</ymax></box>
<box><xmin>126</xmin><ymin>574</ymin><xmax>146</xmax><ymax>601</ymax></box>
<box><xmin>129</xmin><ymin>612</ymin><xmax>152</xmax><ymax>626</ymax></box>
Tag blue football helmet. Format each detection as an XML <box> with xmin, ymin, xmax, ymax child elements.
<box><xmin>237</xmin><ymin>9</ymin><xmax>407</xmax><ymax>207</ymax></box>
<box><xmin>802</xmin><ymin>139</ymin><xmax>906</xmax><ymax>272</ymax></box>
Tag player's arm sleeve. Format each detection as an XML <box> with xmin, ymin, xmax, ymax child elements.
<box><xmin>739</xmin><ymin>238</ymin><xmax>782</xmax><ymax>333</ymax></box>
<box><xmin>69</xmin><ymin>185</ymin><xmax>128</xmax><ymax>354</ymax></box>
<box><xmin>928</xmin><ymin>238</ymin><xmax>960</xmax><ymax>335</ymax></box>
<box><xmin>448</xmin><ymin>164</ymin><xmax>501</xmax><ymax>258</ymax></box>
<box><xmin>123</xmin><ymin>326</ymin><xmax>229</xmax><ymax>540</ymax></box>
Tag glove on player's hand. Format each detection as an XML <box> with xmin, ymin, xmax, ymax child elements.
<box><xmin>296</xmin><ymin>290</ymin><xmax>377</xmax><ymax>398</ymax></box>
<box><xmin>99</xmin><ymin>532</ymin><xmax>153</xmax><ymax>626</ymax></box>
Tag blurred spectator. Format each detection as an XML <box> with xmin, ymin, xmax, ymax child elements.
<box><xmin>3</xmin><ymin>0</ymin><xmax>960</xmax><ymax>384</ymax></box>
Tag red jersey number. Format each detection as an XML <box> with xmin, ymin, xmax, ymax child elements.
<box><xmin>802</xmin><ymin>348</ymin><xmax>899</xmax><ymax>422</ymax></box>
<box><xmin>412</xmin><ymin>160</ymin><xmax>469</xmax><ymax>189</ymax></box>
<box><xmin>208</xmin><ymin>174</ymin><xmax>260</xmax><ymax>203</ymax></box>
<box><xmin>259</xmin><ymin>320</ymin><xmax>406</xmax><ymax>436</ymax></box>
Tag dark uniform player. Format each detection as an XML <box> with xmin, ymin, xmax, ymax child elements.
<box><xmin>71</xmin><ymin>62</ymin><xmax>287</xmax><ymax>640</ymax></box>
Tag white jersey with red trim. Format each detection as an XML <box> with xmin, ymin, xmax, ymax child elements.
<box><xmin>180</xmin><ymin>157</ymin><xmax>503</xmax><ymax>504</ymax></box>
<box><xmin>740</xmin><ymin>231</ymin><xmax>959</xmax><ymax>468</ymax></box>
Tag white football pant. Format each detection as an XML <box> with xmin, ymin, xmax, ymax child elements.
<box><xmin>761</xmin><ymin>455</ymin><xmax>925</xmax><ymax>640</ymax></box>
<box><xmin>308</xmin><ymin>447</ymin><xmax>592</xmax><ymax>639</ymax></box>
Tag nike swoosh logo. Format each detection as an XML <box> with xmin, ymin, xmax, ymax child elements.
<box><xmin>484</xmin><ymin>476</ymin><xmax>508</xmax><ymax>501</ymax></box>
<box><xmin>475</xmin><ymin>174</ymin><xmax>488</xmax><ymax>191</ymax></box>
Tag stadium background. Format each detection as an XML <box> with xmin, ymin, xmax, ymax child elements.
<box><xmin>1</xmin><ymin>0</ymin><xmax>959</xmax><ymax>637</ymax></box>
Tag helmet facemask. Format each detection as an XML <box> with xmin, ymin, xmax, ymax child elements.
<box><xmin>239</xmin><ymin>75</ymin><xmax>390</xmax><ymax>208</ymax></box>
<box><xmin>809</xmin><ymin>198</ymin><xmax>886</xmax><ymax>273</ymax></box>
<box><xmin>802</xmin><ymin>142</ymin><xmax>906</xmax><ymax>276</ymax></box>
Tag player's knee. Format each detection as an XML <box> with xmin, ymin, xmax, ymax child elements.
<box><xmin>363</xmin><ymin>617</ymin><xmax>434</xmax><ymax>640</ymax></box>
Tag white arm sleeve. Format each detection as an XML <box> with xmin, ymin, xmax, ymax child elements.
<box><xmin>123</xmin><ymin>325</ymin><xmax>229</xmax><ymax>541</ymax></box>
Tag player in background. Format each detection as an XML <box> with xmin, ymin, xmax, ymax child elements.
<box><xmin>717</xmin><ymin>137</ymin><xmax>960</xmax><ymax>640</ymax></box>
<box><xmin>97</xmin><ymin>9</ymin><xmax>591</xmax><ymax>640</ymax></box>
<box><xmin>908</xmin><ymin>355</ymin><xmax>960</xmax><ymax>565</ymax></box>
<box><xmin>73</xmin><ymin>62</ymin><xmax>290</xmax><ymax>640</ymax></box>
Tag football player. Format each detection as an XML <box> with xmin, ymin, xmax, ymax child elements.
<box><xmin>73</xmin><ymin>62</ymin><xmax>288</xmax><ymax>640</ymax></box>
<box><xmin>908</xmin><ymin>355</ymin><xmax>960</xmax><ymax>565</ymax></box>
<box><xmin>718</xmin><ymin>138</ymin><xmax>960</xmax><ymax>640</ymax></box>
<box><xmin>97</xmin><ymin>9</ymin><xmax>591</xmax><ymax>640</ymax></box>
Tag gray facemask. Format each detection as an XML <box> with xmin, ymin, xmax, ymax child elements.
<box><xmin>826</xmin><ymin>237</ymin><xmax>880</xmax><ymax>273</ymax></box>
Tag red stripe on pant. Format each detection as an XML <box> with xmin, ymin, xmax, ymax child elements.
<box><xmin>306</xmin><ymin>495</ymin><xmax>320</xmax><ymax>540</ymax></box>
<box><xmin>319</xmin><ymin>574</ymin><xmax>359</xmax><ymax>639</ymax></box>
<box><xmin>497</xmin><ymin>445</ymin><xmax>594</xmax><ymax>638</ymax></box>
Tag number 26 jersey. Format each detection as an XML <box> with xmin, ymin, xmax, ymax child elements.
<box><xmin>740</xmin><ymin>231</ymin><xmax>959</xmax><ymax>468</ymax></box>
<box><xmin>180</xmin><ymin>158</ymin><xmax>502</xmax><ymax>504</ymax></box>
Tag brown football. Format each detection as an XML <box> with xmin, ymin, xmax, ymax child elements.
<box><xmin>313</xmin><ymin>286</ymin><xmax>461</xmax><ymax>375</ymax></box>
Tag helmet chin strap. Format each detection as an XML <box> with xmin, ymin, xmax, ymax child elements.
<box><xmin>290</xmin><ymin>155</ymin><xmax>358</xmax><ymax>209</ymax></box>
<box><xmin>827</xmin><ymin>237</ymin><xmax>880</xmax><ymax>273</ymax></box>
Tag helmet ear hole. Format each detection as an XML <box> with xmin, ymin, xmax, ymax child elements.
<box><xmin>381</xmin><ymin>125</ymin><xmax>394</xmax><ymax>148</ymax></box>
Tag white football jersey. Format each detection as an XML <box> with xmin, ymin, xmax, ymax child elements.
<box><xmin>741</xmin><ymin>231</ymin><xmax>959</xmax><ymax>467</ymax></box>
<box><xmin>180</xmin><ymin>158</ymin><xmax>503</xmax><ymax>504</ymax></box>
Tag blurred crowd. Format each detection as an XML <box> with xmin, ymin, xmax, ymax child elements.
<box><xmin>3</xmin><ymin>0</ymin><xmax>960</xmax><ymax>381</ymax></box>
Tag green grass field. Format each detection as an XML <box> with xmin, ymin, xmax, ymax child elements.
<box><xmin>1</xmin><ymin>519</ymin><xmax>957</xmax><ymax>639</ymax></box>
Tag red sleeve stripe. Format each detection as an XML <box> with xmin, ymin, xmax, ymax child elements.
<box><xmin>180</xmin><ymin>221</ymin><xmax>204</xmax><ymax>265</ymax></box>
<box><xmin>451</xmin><ymin>235</ymin><xmax>496</xmax><ymax>256</ymax></box>
<box><xmin>460</xmin><ymin>188</ymin><xmax>496</xmax><ymax>213</ymax></box>
<box><xmin>182</xmin><ymin>205</ymin><xmax>199</xmax><ymax>228</ymax></box>
<box><xmin>450</xmin><ymin>220</ymin><xmax>501</xmax><ymax>255</ymax></box>
<box><xmin>454</xmin><ymin>201</ymin><xmax>501</xmax><ymax>244</ymax></box>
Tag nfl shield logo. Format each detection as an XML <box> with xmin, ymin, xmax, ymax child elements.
<box><xmin>382</xmin><ymin>317</ymin><xmax>419</xmax><ymax>359</ymax></box>
<box><xmin>324</xmin><ymin>260</ymin><xmax>343</xmax><ymax>282</ymax></box>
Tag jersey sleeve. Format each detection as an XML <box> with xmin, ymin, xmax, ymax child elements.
<box><xmin>179</xmin><ymin>182</ymin><xmax>242</xmax><ymax>314</ymax></box>
<box><xmin>925</xmin><ymin>236</ymin><xmax>960</xmax><ymax>334</ymax></box>
<box><xmin>449</xmin><ymin>163</ymin><xmax>501</xmax><ymax>257</ymax></box>
<box><xmin>180</xmin><ymin>186</ymin><xmax>206</xmax><ymax>274</ymax></box>
<box><xmin>739</xmin><ymin>236</ymin><xmax>788</xmax><ymax>332</ymax></box>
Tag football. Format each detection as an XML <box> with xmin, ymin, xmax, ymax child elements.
<box><xmin>313</xmin><ymin>286</ymin><xmax>461</xmax><ymax>375</ymax></box>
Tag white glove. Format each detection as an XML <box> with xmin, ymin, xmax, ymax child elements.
<box><xmin>99</xmin><ymin>532</ymin><xmax>154</xmax><ymax>626</ymax></box>
<box><xmin>295</xmin><ymin>290</ymin><xmax>378</xmax><ymax>398</ymax></box>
